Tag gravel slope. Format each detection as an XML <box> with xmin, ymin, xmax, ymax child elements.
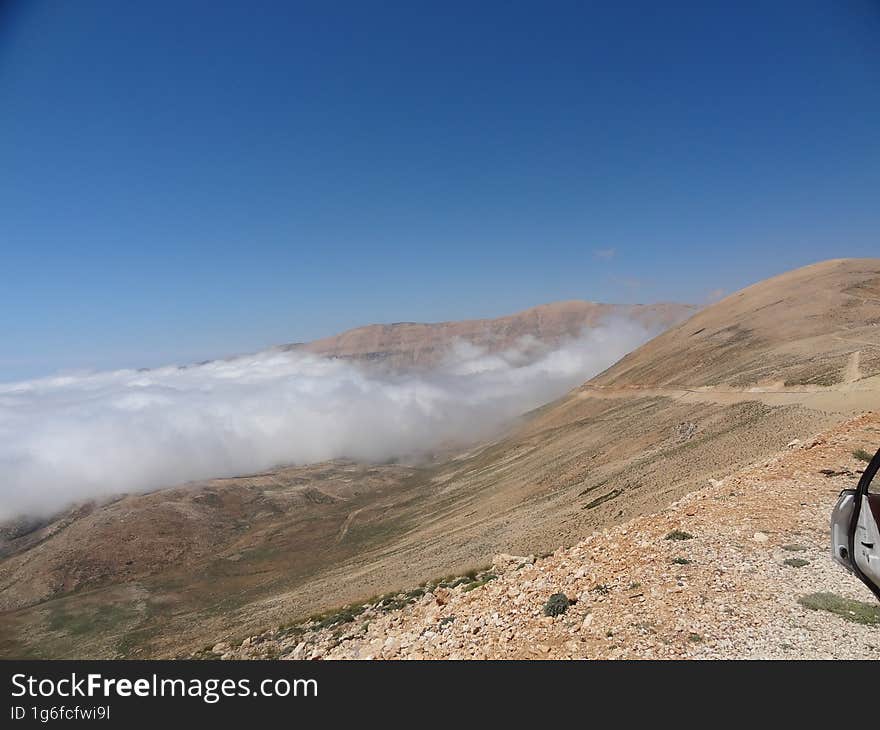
<box><xmin>221</xmin><ymin>412</ymin><xmax>880</xmax><ymax>660</ymax></box>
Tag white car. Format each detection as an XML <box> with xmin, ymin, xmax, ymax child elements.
<box><xmin>831</xmin><ymin>446</ymin><xmax>880</xmax><ymax>601</ymax></box>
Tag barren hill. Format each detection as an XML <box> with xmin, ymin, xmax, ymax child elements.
<box><xmin>591</xmin><ymin>258</ymin><xmax>880</xmax><ymax>389</ymax></box>
<box><xmin>288</xmin><ymin>300</ymin><xmax>696</xmax><ymax>371</ymax></box>
<box><xmin>1</xmin><ymin>259</ymin><xmax>878</xmax><ymax>659</ymax></box>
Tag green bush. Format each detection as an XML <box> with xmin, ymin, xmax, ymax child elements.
<box><xmin>543</xmin><ymin>593</ymin><xmax>570</xmax><ymax>617</ymax></box>
<box><xmin>783</xmin><ymin>558</ymin><xmax>809</xmax><ymax>568</ymax></box>
<box><xmin>462</xmin><ymin>573</ymin><xmax>497</xmax><ymax>592</ymax></box>
<box><xmin>782</xmin><ymin>543</ymin><xmax>808</xmax><ymax>552</ymax></box>
<box><xmin>665</xmin><ymin>529</ymin><xmax>694</xmax><ymax>541</ymax></box>
<box><xmin>798</xmin><ymin>593</ymin><xmax>880</xmax><ymax>625</ymax></box>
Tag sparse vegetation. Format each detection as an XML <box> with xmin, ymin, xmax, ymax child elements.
<box><xmin>819</xmin><ymin>469</ymin><xmax>852</xmax><ymax>478</ymax></box>
<box><xmin>782</xmin><ymin>543</ymin><xmax>808</xmax><ymax>552</ymax></box>
<box><xmin>308</xmin><ymin>603</ymin><xmax>368</xmax><ymax>631</ymax></box>
<box><xmin>583</xmin><ymin>488</ymin><xmax>623</xmax><ymax>510</ymax></box>
<box><xmin>439</xmin><ymin>577</ymin><xmax>470</xmax><ymax>589</ymax></box>
<box><xmin>798</xmin><ymin>593</ymin><xmax>880</xmax><ymax>625</ymax></box>
<box><xmin>783</xmin><ymin>558</ymin><xmax>810</xmax><ymax>568</ymax></box>
<box><xmin>665</xmin><ymin>529</ymin><xmax>694</xmax><ymax>541</ymax></box>
<box><xmin>543</xmin><ymin>593</ymin><xmax>570</xmax><ymax>617</ymax></box>
<box><xmin>853</xmin><ymin>448</ymin><xmax>874</xmax><ymax>463</ymax></box>
<box><xmin>462</xmin><ymin>573</ymin><xmax>498</xmax><ymax>592</ymax></box>
<box><xmin>672</xmin><ymin>557</ymin><xmax>692</xmax><ymax>565</ymax></box>
<box><xmin>435</xmin><ymin>566</ymin><xmax>496</xmax><ymax>591</ymax></box>
<box><xmin>282</xmin><ymin>566</ymin><xmax>504</xmax><ymax>641</ymax></box>
<box><xmin>688</xmin><ymin>632</ymin><xmax>703</xmax><ymax>643</ymax></box>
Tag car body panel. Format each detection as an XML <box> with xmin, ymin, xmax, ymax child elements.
<box><xmin>830</xmin><ymin>446</ymin><xmax>880</xmax><ymax>601</ymax></box>
<box><xmin>831</xmin><ymin>490</ymin><xmax>856</xmax><ymax>571</ymax></box>
<box><xmin>854</xmin><ymin>495</ymin><xmax>880</xmax><ymax>588</ymax></box>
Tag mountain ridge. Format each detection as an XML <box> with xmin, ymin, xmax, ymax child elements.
<box><xmin>285</xmin><ymin>300</ymin><xmax>697</xmax><ymax>371</ymax></box>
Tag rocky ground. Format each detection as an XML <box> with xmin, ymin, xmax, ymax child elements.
<box><xmin>215</xmin><ymin>412</ymin><xmax>880</xmax><ymax>660</ymax></box>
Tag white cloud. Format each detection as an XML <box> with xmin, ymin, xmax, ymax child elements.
<box><xmin>0</xmin><ymin>318</ymin><xmax>654</xmax><ymax>520</ymax></box>
<box><xmin>593</xmin><ymin>248</ymin><xmax>617</xmax><ymax>260</ymax></box>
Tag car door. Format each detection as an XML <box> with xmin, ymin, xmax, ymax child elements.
<box><xmin>836</xmin><ymin>446</ymin><xmax>880</xmax><ymax>601</ymax></box>
<box><xmin>852</xmin><ymin>450</ymin><xmax>880</xmax><ymax>598</ymax></box>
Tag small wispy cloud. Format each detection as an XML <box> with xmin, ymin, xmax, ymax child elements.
<box><xmin>593</xmin><ymin>248</ymin><xmax>617</xmax><ymax>260</ymax></box>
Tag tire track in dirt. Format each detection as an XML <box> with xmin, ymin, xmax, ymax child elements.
<box><xmin>843</xmin><ymin>351</ymin><xmax>861</xmax><ymax>385</ymax></box>
<box><xmin>336</xmin><ymin>508</ymin><xmax>364</xmax><ymax>544</ymax></box>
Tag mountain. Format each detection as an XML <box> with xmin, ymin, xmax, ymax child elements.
<box><xmin>591</xmin><ymin>258</ymin><xmax>880</xmax><ymax>388</ymax></box>
<box><xmin>286</xmin><ymin>300</ymin><xmax>696</xmax><ymax>371</ymax></box>
<box><xmin>1</xmin><ymin>259</ymin><xmax>878</xmax><ymax>659</ymax></box>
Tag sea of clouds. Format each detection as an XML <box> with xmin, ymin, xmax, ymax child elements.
<box><xmin>0</xmin><ymin>319</ymin><xmax>653</xmax><ymax>520</ymax></box>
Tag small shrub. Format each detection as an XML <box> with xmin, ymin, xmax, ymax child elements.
<box><xmin>798</xmin><ymin>592</ymin><xmax>880</xmax><ymax>625</ymax></box>
<box><xmin>672</xmin><ymin>557</ymin><xmax>692</xmax><ymax>565</ymax></box>
<box><xmin>592</xmin><ymin>583</ymin><xmax>611</xmax><ymax>595</ymax></box>
<box><xmin>377</xmin><ymin>595</ymin><xmax>409</xmax><ymax>613</ymax></box>
<box><xmin>853</xmin><ymin>448</ymin><xmax>874</xmax><ymax>463</ymax></box>
<box><xmin>309</xmin><ymin>603</ymin><xmax>366</xmax><ymax>630</ymax></box>
<box><xmin>783</xmin><ymin>558</ymin><xmax>810</xmax><ymax>568</ymax></box>
<box><xmin>665</xmin><ymin>529</ymin><xmax>694</xmax><ymax>541</ymax></box>
<box><xmin>782</xmin><ymin>543</ymin><xmax>808</xmax><ymax>552</ymax></box>
<box><xmin>543</xmin><ymin>593</ymin><xmax>570</xmax><ymax>617</ymax></box>
<box><xmin>462</xmin><ymin>573</ymin><xmax>497</xmax><ymax>592</ymax></box>
<box><xmin>819</xmin><ymin>469</ymin><xmax>851</xmax><ymax>478</ymax></box>
<box><xmin>688</xmin><ymin>632</ymin><xmax>703</xmax><ymax>643</ymax></box>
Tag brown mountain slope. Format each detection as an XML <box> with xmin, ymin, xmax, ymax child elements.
<box><xmin>1</xmin><ymin>260</ymin><xmax>878</xmax><ymax>659</ymax></box>
<box><xmin>224</xmin><ymin>413</ymin><xmax>880</xmax><ymax>660</ymax></box>
<box><xmin>590</xmin><ymin>258</ymin><xmax>880</xmax><ymax>389</ymax></box>
<box><xmin>288</xmin><ymin>300</ymin><xmax>697</xmax><ymax>370</ymax></box>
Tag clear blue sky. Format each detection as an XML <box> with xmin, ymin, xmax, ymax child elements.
<box><xmin>1</xmin><ymin>1</ymin><xmax>878</xmax><ymax>380</ymax></box>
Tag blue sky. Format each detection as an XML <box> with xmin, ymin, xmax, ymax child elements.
<box><xmin>1</xmin><ymin>1</ymin><xmax>878</xmax><ymax>380</ymax></box>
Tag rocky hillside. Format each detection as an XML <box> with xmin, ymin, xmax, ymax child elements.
<box><xmin>218</xmin><ymin>412</ymin><xmax>880</xmax><ymax>660</ymax></box>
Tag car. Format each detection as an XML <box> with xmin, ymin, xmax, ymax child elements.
<box><xmin>831</xmin><ymin>446</ymin><xmax>880</xmax><ymax>601</ymax></box>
